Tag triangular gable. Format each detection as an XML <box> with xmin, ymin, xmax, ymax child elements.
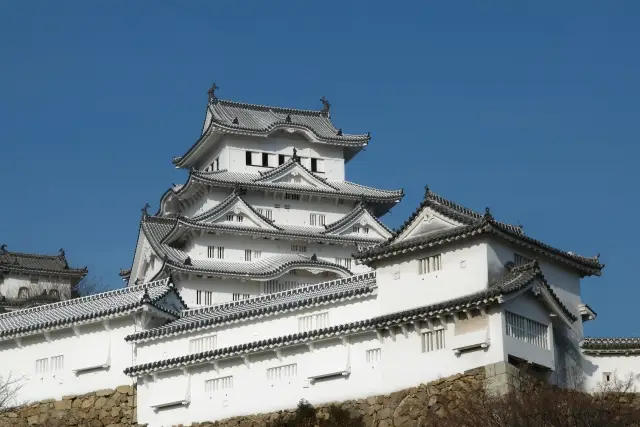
<box><xmin>191</xmin><ymin>192</ymin><xmax>280</xmax><ymax>231</ymax></box>
<box><xmin>394</xmin><ymin>205</ymin><xmax>464</xmax><ymax>243</ymax></box>
<box><xmin>324</xmin><ymin>205</ymin><xmax>392</xmax><ymax>240</ymax></box>
<box><xmin>254</xmin><ymin>160</ymin><xmax>337</xmax><ymax>191</ymax></box>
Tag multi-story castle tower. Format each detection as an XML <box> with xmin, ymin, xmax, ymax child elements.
<box><xmin>125</xmin><ymin>86</ymin><xmax>403</xmax><ymax>308</ymax></box>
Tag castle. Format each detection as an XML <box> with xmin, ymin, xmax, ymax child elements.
<box><xmin>0</xmin><ymin>87</ymin><xmax>637</xmax><ymax>427</ymax></box>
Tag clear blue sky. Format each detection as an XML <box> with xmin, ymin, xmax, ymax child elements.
<box><xmin>1</xmin><ymin>1</ymin><xmax>638</xmax><ymax>337</ymax></box>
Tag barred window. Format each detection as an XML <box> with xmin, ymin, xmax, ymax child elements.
<box><xmin>505</xmin><ymin>311</ymin><xmax>549</xmax><ymax>349</ymax></box>
<box><xmin>263</xmin><ymin>280</ymin><xmax>300</xmax><ymax>294</ymax></box>
<box><xmin>217</xmin><ymin>247</ymin><xmax>225</xmax><ymax>259</ymax></box>
<box><xmin>298</xmin><ymin>312</ymin><xmax>329</xmax><ymax>332</ymax></box>
<box><xmin>366</xmin><ymin>348</ymin><xmax>382</xmax><ymax>364</ymax></box>
<box><xmin>422</xmin><ymin>329</ymin><xmax>445</xmax><ymax>352</ymax></box>
<box><xmin>205</xmin><ymin>376</ymin><xmax>233</xmax><ymax>393</ymax></box>
<box><xmin>207</xmin><ymin>246</ymin><xmax>215</xmax><ymax>258</ymax></box>
<box><xmin>244</xmin><ymin>249</ymin><xmax>252</xmax><ymax>262</ymax></box>
<box><xmin>419</xmin><ymin>254</ymin><xmax>442</xmax><ymax>274</ymax></box>
<box><xmin>335</xmin><ymin>257</ymin><xmax>352</xmax><ymax>269</ymax></box>
<box><xmin>310</xmin><ymin>214</ymin><xmax>326</xmax><ymax>226</ymax></box>
<box><xmin>257</xmin><ymin>208</ymin><xmax>273</xmax><ymax>220</ymax></box>
<box><xmin>291</xmin><ymin>244</ymin><xmax>307</xmax><ymax>253</ymax></box>
<box><xmin>514</xmin><ymin>253</ymin><xmax>532</xmax><ymax>266</ymax></box>
<box><xmin>35</xmin><ymin>358</ymin><xmax>48</xmax><ymax>374</ymax></box>
<box><xmin>232</xmin><ymin>293</ymin><xmax>250</xmax><ymax>301</ymax></box>
<box><xmin>266</xmin><ymin>363</ymin><xmax>297</xmax><ymax>381</ymax></box>
<box><xmin>285</xmin><ymin>193</ymin><xmax>300</xmax><ymax>201</ymax></box>
<box><xmin>196</xmin><ymin>290</ymin><xmax>213</xmax><ymax>305</ymax></box>
<box><xmin>190</xmin><ymin>335</ymin><xmax>217</xmax><ymax>354</ymax></box>
<box><xmin>50</xmin><ymin>355</ymin><xmax>64</xmax><ymax>371</ymax></box>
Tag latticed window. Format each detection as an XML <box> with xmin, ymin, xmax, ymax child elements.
<box><xmin>291</xmin><ymin>244</ymin><xmax>307</xmax><ymax>253</ymax></box>
<box><xmin>190</xmin><ymin>335</ymin><xmax>217</xmax><ymax>354</ymax></box>
<box><xmin>205</xmin><ymin>376</ymin><xmax>233</xmax><ymax>393</ymax></box>
<box><xmin>298</xmin><ymin>312</ymin><xmax>329</xmax><ymax>332</ymax></box>
<box><xmin>263</xmin><ymin>280</ymin><xmax>300</xmax><ymax>294</ymax></box>
<box><xmin>266</xmin><ymin>364</ymin><xmax>297</xmax><ymax>381</ymax></box>
<box><xmin>18</xmin><ymin>287</ymin><xmax>29</xmax><ymax>298</ymax></box>
<box><xmin>217</xmin><ymin>247</ymin><xmax>225</xmax><ymax>259</ymax></box>
<box><xmin>505</xmin><ymin>311</ymin><xmax>549</xmax><ymax>349</ymax></box>
<box><xmin>207</xmin><ymin>246</ymin><xmax>215</xmax><ymax>258</ymax></box>
<box><xmin>366</xmin><ymin>348</ymin><xmax>382</xmax><ymax>364</ymax></box>
<box><xmin>232</xmin><ymin>293</ymin><xmax>250</xmax><ymax>301</ymax></box>
<box><xmin>257</xmin><ymin>208</ymin><xmax>273</xmax><ymax>220</ymax></box>
<box><xmin>51</xmin><ymin>355</ymin><xmax>64</xmax><ymax>371</ymax></box>
<box><xmin>514</xmin><ymin>253</ymin><xmax>532</xmax><ymax>266</ymax></box>
<box><xmin>335</xmin><ymin>257</ymin><xmax>352</xmax><ymax>269</ymax></box>
<box><xmin>419</xmin><ymin>254</ymin><xmax>442</xmax><ymax>274</ymax></box>
<box><xmin>285</xmin><ymin>193</ymin><xmax>300</xmax><ymax>201</ymax></box>
<box><xmin>196</xmin><ymin>290</ymin><xmax>213</xmax><ymax>305</ymax></box>
<box><xmin>422</xmin><ymin>329</ymin><xmax>446</xmax><ymax>352</ymax></box>
<box><xmin>244</xmin><ymin>249</ymin><xmax>252</xmax><ymax>262</ymax></box>
<box><xmin>309</xmin><ymin>214</ymin><xmax>326</xmax><ymax>226</ymax></box>
<box><xmin>35</xmin><ymin>358</ymin><xmax>48</xmax><ymax>374</ymax></box>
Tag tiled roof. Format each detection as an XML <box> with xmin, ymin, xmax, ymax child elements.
<box><xmin>356</xmin><ymin>192</ymin><xmax>603</xmax><ymax>277</ymax></box>
<box><xmin>125</xmin><ymin>272</ymin><xmax>377</xmax><ymax>342</ymax></box>
<box><xmin>190</xmin><ymin>190</ymin><xmax>278</xmax><ymax>227</ymax></box>
<box><xmin>140</xmin><ymin>217</ymin><xmax>353</xmax><ymax>279</ymax></box>
<box><xmin>0</xmin><ymin>294</ymin><xmax>60</xmax><ymax>310</ymax></box>
<box><xmin>323</xmin><ymin>202</ymin><xmax>393</xmax><ymax>235</ymax></box>
<box><xmin>581</xmin><ymin>337</ymin><xmax>640</xmax><ymax>354</ymax></box>
<box><xmin>0</xmin><ymin>278</ymin><xmax>185</xmax><ymax>340</ymax></box>
<box><xmin>187</xmin><ymin>168</ymin><xmax>403</xmax><ymax>202</ymax></box>
<box><xmin>0</xmin><ymin>246</ymin><xmax>87</xmax><ymax>278</ymax></box>
<box><xmin>123</xmin><ymin>262</ymin><xmax>567</xmax><ymax>375</ymax></box>
<box><xmin>173</xmin><ymin>96</ymin><xmax>370</xmax><ymax>167</ymax></box>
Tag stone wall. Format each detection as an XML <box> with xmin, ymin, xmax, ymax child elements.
<box><xmin>0</xmin><ymin>385</ymin><xmax>136</xmax><ymax>427</ymax></box>
<box><xmin>0</xmin><ymin>363</ymin><xmax>510</xmax><ymax>427</ymax></box>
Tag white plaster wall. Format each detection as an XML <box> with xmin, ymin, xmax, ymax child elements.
<box><xmin>371</xmin><ymin>241</ymin><xmax>489</xmax><ymax>315</ymax></box>
<box><xmin>185</xmin><ymin>188</ymin><xmax>233</xmax><ymax>218</ymax></box>
<box><xmin>135</xmin><ymin>296</ymin><xmax>379</xmax><ymax>362</ymax></box>
<box><xmin>216</xmin><ymin>134</ymin><xmax>346</xmax><ymax>181</ymax></box>
<box><xmin>583</xmin><ymin>354</ymin><xmax>640</xmax><ymax>392</ymax></box>
<box><xmin>137</xmin><ymin>310</ymin><xmax>505</xmax><ymax>427</ymax></box>
<box><xmin>0</xmin><ymin>274</ymin><xmax>72</xmax><ymax>299</ymax></box>
<box><xmin>0</xmin><ymin>318</ymin><xmax>135</xmax><ymax>405</ymax></box>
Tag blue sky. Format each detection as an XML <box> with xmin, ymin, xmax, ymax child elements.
<box><xmin>0</xmin><ymin>1</ymin><xmax>638</xmax><ymax>337</ymax></box>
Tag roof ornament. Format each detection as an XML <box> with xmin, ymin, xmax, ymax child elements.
<box><xmin>285</xmin><ymin>114</ymin><xmax>292</xmax><ymax>123</ymax></box>
<box><xmin>320</xmin><ymin>96</ymin><xmax>331</xmax><ymax>114</ymax></box>
<box><xmin>594</xmin><ymin>253</ymin><xmax>601</xmax><ymax>261</ymax></box>
<box><xmin>232</xmin><ymin>117</ymin><xmax>239</xmax><ymax>125</ymax></box>
<box><xmin>336</xmin><ymin>128</ymin><xmax>343</xmax><ymax>136</ymax></box>
<box><xmin>140</xmin><ymin>286</ymin><xmax>151</xmax><ymax>304</ymax></box>
<box><xmin>134</xmin><ymin>278</ymin><xmax>141</xmax><ymax>286</ymax></box>
<box><xmin>141</xmin><ymin>203</ymin><xmax>150</xmax><ymax>219</ymax></box>
<box><xmin>233</xmin><ymin>182</ymin><xmax>242</xmax><ymax>194</ymax></box>
<box><xmin>58</xmin><ymin>248</ymin><xmax>65</xmax><ymax>257</ymax></box>
<box><xmin>291</xmin><ymin>148</ymin><xmax>300</xmax><ymax>163</ymax></box>
<box><xmin>310</xmin><ymin>253</ymin><xmax>318</xmax><ymax>262</ymax></box>
<box><xmin>0</xmin><ymin>244</ymin><xmax>6</xmax><ymax>253</ymax></box>
<box><xmin>424</xmin><ymin>185</ymin><xmax>431</xmax><ymax>198</ymax></box>
<box><xmin>184</xmin><ymin>256</ymin><xmax>192</xmax><ymax>266</ymax></box>
<box><xmin>483</xmin><ymin>207</ymin><xmax>493</xmax><ymax>220</ymax></box>
<box><xmin>207</xmin><ymin>82</ymin><xmax>219</xmax><ymax>100</ymax></box>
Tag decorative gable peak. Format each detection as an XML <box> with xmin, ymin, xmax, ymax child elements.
<box><xmin>323</xmin><ymin>203</ymin><xmax>393</xmax><ymax>240</ymax></box>
<box><xmin>190</xmin><ymin>192</ymin><xmax>280</xmax><ymax>231</ymax></box>
<box><xmin>255</xmin><ymin>159</ymin><xmax>336</xmax><ymax>191</ymax></box>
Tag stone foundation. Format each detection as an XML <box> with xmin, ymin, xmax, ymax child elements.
<box><xmin>0</xmin><ymin>385</ymin><xmax>137</xmax><ymax>427</ymax></box>
<box><xmin>0</xmin><ymin>363</ymin><xmax>514</xmax><ymax>427</ymax></box>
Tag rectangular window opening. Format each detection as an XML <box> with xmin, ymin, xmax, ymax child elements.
<box><xmin>422</xmin><ymin>329</ymin><xmax>446</xmax><ymax>353</ymax></box>
<box><xmin>505</xmin><ymin>311</ymin><xmax>549</xmax><ymax>350</ymax></box>
<box><xmin>419</xmin><ymin>254</ymin><xmax>442</xmax><ymax>274</ymax></box>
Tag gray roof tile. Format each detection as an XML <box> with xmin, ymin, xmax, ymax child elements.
<box><xmin>581</xmin><ymin>337</ymin><xmax>640</xmax><ymax>354</ymax></box>
<box><xmin>0</xmin><ymin>246</ymin><xmax>87</xmax><ymax>277</ymax></box>
<box><xmin>126</xmin><ymin>272</ymin><xmax>377</xmax><ymax>342</ymax></box>
<box><xmin>0</xmin><ymin>278</ymin><xmax>185</xmax><ymax>340</ymax></box>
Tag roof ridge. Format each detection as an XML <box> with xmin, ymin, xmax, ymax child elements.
<box><xmin>213</xmin><ymin>98</ymin><xmax>326</xmax><ymax>117</ymax></box>
<box><xmin>0</xmin><ymin>278</ymin><xmax>171</xmax><ymax>320</ymax></box>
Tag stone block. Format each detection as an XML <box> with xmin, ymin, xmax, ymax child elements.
<box><xmin>54</xmin><ymin>399</ymin><xmax>72</xmax><ymax>411</ymax></box>
<box><xmin>95</xmin><ymin>389</ymin><xmax>115</xmax><ymax>397</ymax></box>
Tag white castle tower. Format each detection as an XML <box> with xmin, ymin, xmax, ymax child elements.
<box><xmin>125</xmin><ymin>85</ymin><xmax>403</xmax><ymax>307</ymax></box>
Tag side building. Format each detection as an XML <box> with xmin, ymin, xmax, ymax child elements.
<box><xmin>0</xmin><ymin>245</ymin><xmax>87</xmax><ymax>313</ymax></box>
<box><xmin>125</xmin><ymin>87</ymin><xmax>402</xmax><ymax>308</ymax></box>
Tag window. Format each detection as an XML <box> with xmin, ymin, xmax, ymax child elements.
<box><xmin>285</xmin><ymin>193</ymin><xmax>300</xmax><ymax>201</ymax></box>
<box><xmin>205</xmin><ymin>376</ymin><xmax>233</xmax><ymax>393</ymax></box>
<box><xmin>246</xmin><ymin>151</ymin><xmax>252</xmax><ymax>166</ymax></box>
<box><xmin>263</xmin><ymin>280</ymin><xmax>301</xmax><ymax>294</ymax></box>
<box><xmin>262</xmin><ymin>152</ymin><xmax>269</xmax><ymax>167</ymax></box>
<box><xmin>514</xmin><ymin>253</ymin><xmax>532</xmax><ymax>266</ymax></box>
<box><xmin>505</xmin><ymin>311</ymin><xmax>549</xmax><ymax>349</ymax></box>
<box><xmin>190</xmin><ymin>335</ymin><xmax>217</xmax><ymax>354</ymax></box>
<box><xmin>18</xmin><ymin>287</ymin><xmax>29</xmax><ymax>299</ymax></box>
<box><xmin>245</xmin><ymin>249</ymin><xmax>252</xmax><ymax>262</ymax></box>
<box><xmin>217</xmin><ymin>247</ymin><xmax>225</xmax><ymax>259</ymax></box>
<box><xmin>253</xmin><ymin>250</ymin><xmax>262</xmax><ymax>260</ymax></box>
<box><xmin>214</xmin><ymin>158</ymin><xmax>219</xmax><ymax>171</ymax></box>
<box><xmin>266</xmin><ymin>364</ymin><xmax>297</xmax><ymax>381</ymax></box>
<box><xmin>30</xmin><ymin>277</ymin><xmax>39</xmax><ymax>284</ymax></box>
<box><xmin>226</xmin><ymin>214</ymin><xmax>234</xmax><ymax>221</ymax></box>
<box><xmin>298</xmin><ymin>312</ymin><xmax>329</xmax><ymax>332</ymax></box>
<box><xmin>310</xmin><ymin>214</ymin><xmax>326</xmax><ymax>226</ymax></box>
<box><xmin>422</xmin><ymin>329</ymin><xmax>446</xmax><ymax>352</ymax></box>
<box><xmin>284</xmin><ymin>204</ymin><xmax>291</xmax><ymax>210</ymax></box>
<box><xmin>49</xmin><ymin>289</ymin><xmax>59</xmax><ymax>298</ymax></box>
<box><xmin>196</xmin><ymin>290</ymin><xmax>213</xmax><ymax>305</ymax></box>
<box><xmin>335</xmin><ymin>257</ymin><xmax>352</xmax><ymax>269</ymax></box>
<box><xmin>233</xmin><ymin>293</ymin><xmax>251</xmax><ymax>301</ymax></box>
<box><xmin>207</xmin><ymin>246</ymin><xmax>215</xmax><ymax>258</ymax></box>
<box><xmin>366</xmin><ymin>348</ymin><xmax>382</xmax><ymax>364</ymax></box>
<box><xmin>35</xmin><ymin>358</ymin><xmax>48</xmax><ymax>374</ymax></box>
<box><xmin>291</xmin><ymin>244</ymin><xmax>307</xmax><ymax>253</ymax></box>
<box><xmin>310</xmin><ymin>158</ymin><xmax>325</xmax><ymax>173</ymax></box>
<box><xmin>274</xmin><ymin>204</ymin><xmax>281</xmax><ymax>209</ymax></box>
<box><xmin>51</xmin><ymin>355</ymin><xmax>64</xmax><ymax>371</ymax></box>
<box><xmin>226</xmin><ymin>213</ymin><xmax>242</xmax><ymax>222</ymax></box>
<box><xmin>603</xmin><ymin>372</ymin><xmax>612</xmax><ymax>383</ymax></box>
<box><xmin>352</xmin><ymin>226</ymin><xmax>360</xmax><ymax>233</ymax></box>
<box><xmin>237</xmin><ymin>215</ymin><xmax>243</xmax><ymax>223</ymax></box>
<box><xmin>279</xmin><ymin>154</ymin><xmax>286</xmax><ymax>165</ymax></box>
<box><xmin>257</xmin><ymin>208</ymin><xmax>273</xmax><ymax>220</ymax></box>
<box><xmin>419</xmin><ymin>254</ymin><xmax>442</xmax><ymax>274</ymax></box>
